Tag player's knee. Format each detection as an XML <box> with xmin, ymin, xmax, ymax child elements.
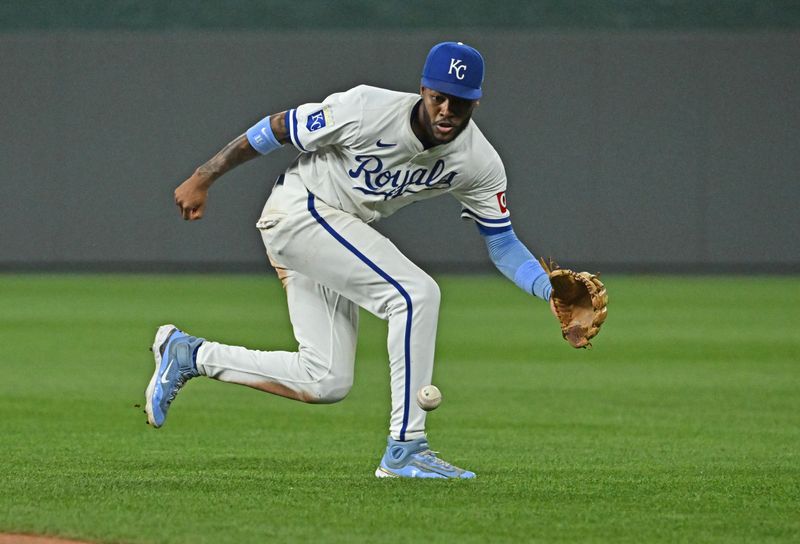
<box><xmin>388</xmin><ymin>273</ymin><xmax>440</xmax><ymax>316</ymax></box>
<box><xmin>304</xmin><ymin>374</ymin><xmax>353</xmax><ymax>404</ymax></box>
<box><xmin>413</xmin><ymin>274</ymin><xmax>441</xmax><ymax>310</ymax></box>
<box><xmin>296</xmin><ymin>350</ymin><xmax>354</xmax><ymax>403</ymax></box>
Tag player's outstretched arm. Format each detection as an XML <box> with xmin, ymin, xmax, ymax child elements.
<box><xmin>479</xmin><ymin>224</ymin><xmax>552</xmax><ymax>302</ymax></box>
<box><xmin>174</xmin><ymin>111</ymin><xmax>289</xmax><ymax>221</ymax></box>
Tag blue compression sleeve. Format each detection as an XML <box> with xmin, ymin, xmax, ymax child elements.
<box><xmin>246</xmin><ymin>115</ymin><xmax>283</xmax><ymax>155</ymax></box>
<box><xmin>480</xmin><ymin>225</ymin><xmax>552</xmax><ymax>301</ymax></box>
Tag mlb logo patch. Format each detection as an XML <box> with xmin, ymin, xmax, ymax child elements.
<box><xmin>306</xmin><ymin>107</ymin><xmax>332</xmax><ymax>132</ymax></box>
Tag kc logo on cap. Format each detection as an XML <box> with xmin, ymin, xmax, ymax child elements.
<box><xmin>448</xmin><ymin>58</ymin><xmax>467</xmax><ymax>80</ymax></box>
<box><xmin>421</xmin><ymin>41</ymin><xmax>484</xmax><ymax>100</ymax></box>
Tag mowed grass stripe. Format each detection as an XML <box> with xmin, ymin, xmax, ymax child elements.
<box><xmin>1</xmin><ymin>274</ymin><xmax>798</xmax><ymax>543</ymax></box>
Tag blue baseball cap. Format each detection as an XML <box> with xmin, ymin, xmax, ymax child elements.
<box><xmin>421</xmin><ymin>41</ymin><xmax>484</xmax><ymax>100</ymax></box>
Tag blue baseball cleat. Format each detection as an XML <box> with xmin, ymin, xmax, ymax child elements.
<box><xmin>145</xmin><ymin>324</ymin><xmax>204</xmax><ymax>428</ymax></box>
<box><xmin>375</xmin><ymin>436</ymin><xmax>476</xmax><ymax>479</ymax></box>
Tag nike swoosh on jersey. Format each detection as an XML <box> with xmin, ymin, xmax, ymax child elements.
<box><xmin>376</xmin><ymin>140</ymin><xmax>397</xmax><ymax>148</ymax></box>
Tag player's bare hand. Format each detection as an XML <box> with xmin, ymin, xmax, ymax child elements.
<box><xmin>174</xmin><ymin>174</ymin><xmax>210</xmax><ymax>221</ymax></box>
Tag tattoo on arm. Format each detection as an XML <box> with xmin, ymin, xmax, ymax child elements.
<box><xmin>271</xmin><ymin>111</ymin><xmax>290</xmax><ymax>144</ymax></box>
<box><xmin>196</xmin><ymin>134</ymin><xmax>258</xmax><ymax>181</ymax></box>
<box><xmin>195</xmin><ymin>111</ymin><xmax>289</xmax><ymax>183</ymax></box>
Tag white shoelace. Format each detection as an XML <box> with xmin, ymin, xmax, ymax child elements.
<box><xmin>418</xmin><ymin>450</ymin><xmax>455</xmax><ymax>470</ymax></box>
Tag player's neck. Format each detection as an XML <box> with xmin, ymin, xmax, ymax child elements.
<box><xmin>410</xmin><ymin>100</ymin><xmax>438</xmax><ymax>150</ymax></box>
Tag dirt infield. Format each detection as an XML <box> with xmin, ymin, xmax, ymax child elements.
<box><xmin>0</xmin><ymin>535</ymin><xmax>96</xmax><ymax>544</ymax></box>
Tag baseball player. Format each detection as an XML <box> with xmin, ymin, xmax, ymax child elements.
<box><xmin>145</xmin><ymin>42</ymin><xmax>555</xmax><ymax>479</ymax></box>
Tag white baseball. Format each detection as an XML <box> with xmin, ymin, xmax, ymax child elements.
<box><xmin>416</xmin><ymin>385</ymin><xmax>442</xmax><ymax>411</ymax></box>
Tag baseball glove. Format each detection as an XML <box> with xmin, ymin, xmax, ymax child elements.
<box><xmin>540</xmin><ymin>259</ymin><xmax>608</xmax><ymax>349</ymax></box>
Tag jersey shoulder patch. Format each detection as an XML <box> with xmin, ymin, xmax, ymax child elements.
<box><xmin>306</xmin><ymin>106</ymin><xmax>333</xmax><ymax>132</ymax></box>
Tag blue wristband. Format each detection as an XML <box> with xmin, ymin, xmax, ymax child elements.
<box><xmin>246</xmin><ymin>116</ymin><xmax>283</xmax><ymax>155</ymax></box>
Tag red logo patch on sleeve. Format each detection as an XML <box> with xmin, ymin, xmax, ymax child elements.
<box><xmin>496</xmin><ymin>191</ymin><xmax>508</xmax><ymax>213</ymax></box>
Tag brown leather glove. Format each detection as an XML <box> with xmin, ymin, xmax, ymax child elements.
<box><xmin>541</xmin><ymin>259</ymin><xmax>608</xmax><ymax>348</ymax></box>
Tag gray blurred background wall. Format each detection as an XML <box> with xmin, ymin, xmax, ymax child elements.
<box><xmin>2</xmin><ymin>1</ymin><xmax>799</xmax><ymax>273</ymax></box>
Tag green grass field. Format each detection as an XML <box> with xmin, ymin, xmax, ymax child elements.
<box><xmin>1</xmin><ymin>274</ymin><xmax>798</xmax><ymax>543</ymax></box>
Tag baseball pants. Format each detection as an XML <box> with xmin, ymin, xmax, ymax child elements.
<box><xmin>195</xmin><ymin>176</ymin><xmax>439</xmax><ymax>441</ymax></box>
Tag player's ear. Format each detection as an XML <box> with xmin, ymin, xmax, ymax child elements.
<box><xmin>419</xmin><ymin>85</ymin><xmax>426</xmax><ymax>96</ymax></box>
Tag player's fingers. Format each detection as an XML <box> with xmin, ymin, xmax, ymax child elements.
<box><xmin>189</xmin><ymin>206</ymin><xmax>203</xmax><ymax>220</ymax></box>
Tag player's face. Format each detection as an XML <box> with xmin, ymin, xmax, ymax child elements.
<box><xmin>418</xmin><ymin>87</ymin><xmax>479</xmax><ymax>145</ymax></box>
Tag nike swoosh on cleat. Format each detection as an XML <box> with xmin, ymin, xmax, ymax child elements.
<box><xmin>160</xmin><ymin>359</ymin><xmax>174</xmax><ymax>384</ymax></box>
<box><xmin>376</xmin><ymin>140</ymin><xmax>397</xmax><ymax>148</ymax></box>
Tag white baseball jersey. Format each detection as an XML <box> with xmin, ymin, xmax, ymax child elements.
<box><xmin>281</xmin><ymin>85</ymin><xmax>511</xmax><ymax>229</ymax></box>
